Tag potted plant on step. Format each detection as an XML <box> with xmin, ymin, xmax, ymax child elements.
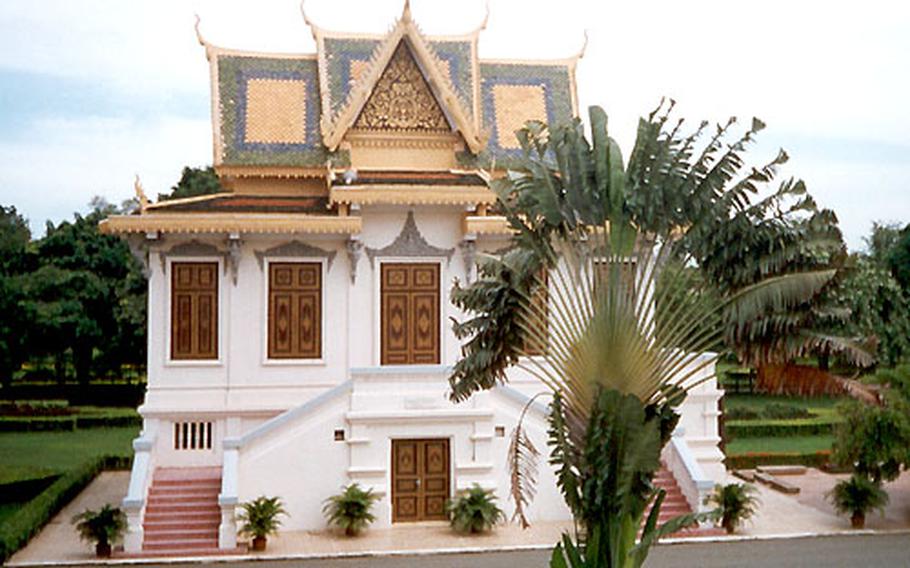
<box><xmin>704</xmin><ymin>483</ymin><xmax>760</xmax><ymax>534</ymax></box>
<box><xmin>72</xmin><ymin>504</ymin><xmax>126</xmax><ymax>558</ymax></box>
<box><xmin>323</xmin><ymin>483</ymin><xmax>379</xmax><ymax>536</ymax></box>
<box><xmin>237</xmin><ymin>496</ymin><xmax>287</xmax><ymax>551</ymax></box>
<box><xmin>446</xmin><ymin>484</ymin><xmax>504</xmax><ymax>534</ymax></box>
<box><xmin>827</xmin><ymin>474</ymin><xmax>889</xmax><ymax>529</ymax></box>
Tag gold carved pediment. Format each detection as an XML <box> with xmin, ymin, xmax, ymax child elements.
<box><xmin>352</xmin><ymin>42</ymin><xmax>450</xmax><ymax>133</ymax></box>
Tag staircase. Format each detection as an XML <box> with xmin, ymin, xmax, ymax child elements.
<box><xmin>648</xmin><ymin>465</ymin><xmax>693</xmax><ymax>526</ymax></box>
<box><xmin>142</xmin><ymin>467</ymin><xmax>222</xmax><ymax>554</ymax></box>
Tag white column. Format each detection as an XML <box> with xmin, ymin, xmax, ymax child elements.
<box><xmin>218</xmin><ymin>440</ymin><xmax>240</xmax><ymax>549</ymax></box>
<box><xmin>121</xmin><ymin>437</ymin><xmax>153</xmax><ymax>553</ymax></box>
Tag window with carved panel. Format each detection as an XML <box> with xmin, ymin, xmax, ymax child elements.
<box><xmin>171</xmin><ymin>262</ymin><xmax>219</xmax><ymax>360</ymax></box>
<box><xmin>268</xmin><ymin>262</ymin><xmax>322</xmax><ymax>359</ymax></box>
<box><xmin>380</xmin><ymin>263</ymin><xmax>440</xmax><ymax>365</ymax></box>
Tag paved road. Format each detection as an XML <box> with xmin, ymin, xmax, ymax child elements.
<box><xmin>132</xmin><ymin>534</ymin><xmax>909</xmax><ymax>568</ymax></box>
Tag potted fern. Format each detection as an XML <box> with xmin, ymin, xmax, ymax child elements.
<box><xmin>704</xmin><ymin>483</ymin><xmax>760</xmax><ymax>534</ymax></box>
<box><xmin>446</xmin><ymin>484</ymin><xmax>504</xmax><ymax>534</ymax></box>
<box><xmin>323</xmin><ymin>484</ymin><xmax>379</xmax><ymax>536</ymax></box>
<box><xmin>827</xmin><ymin>474</ymin><xmax>889</xmax><ymax>529</ymax></box>
<box><xmin>71</xmin><ymin>504</ymin><xmax>126</xmax><ymax>558</ymax></box>
<box><xmin>237</xmin><ymin>496</ymin><xmax>287</xmax><ymax>551</ymax></box>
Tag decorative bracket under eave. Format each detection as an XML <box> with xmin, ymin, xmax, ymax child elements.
<box><xmin>365</xmin><ymin>211</ymin><xmax>455</xmax><ymax>265</ymax></box>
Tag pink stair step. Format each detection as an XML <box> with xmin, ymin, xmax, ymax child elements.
<box><xmin>144</xmin><ymin>520</ymin><xmax>220</xmax><ymax>532</ymax></box>
<box><xmin>145</xmin><ymin>510</ymin><xmax>221</xmax><ymax>523</ymax></box>
<box><xmin>143</xmin><ymin>539</ymin><xmax>219</xmax><ymax>551</ymax></box>
<box><xmin>145</xmin><ymin>529</ymin><xmax>218</xmax><ymax>543</ymax></box>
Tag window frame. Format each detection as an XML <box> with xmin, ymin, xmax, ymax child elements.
<box><xmin>373</xmin><ymin>258</ymin><xmax>445</xmax><ymax>367</ymax></box>
<box><xmin>262</xmin><ymin>257</ymin><xmax>327</xmax><ymax>366</ymax></box>
<box><xmin>164</xmin><ymin>257</ymin><xmax>224</xmax><ymax>366</ymax></box>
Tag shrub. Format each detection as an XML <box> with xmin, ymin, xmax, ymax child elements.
<box><xmin>446</xmin><ymin>484</ymin><xmax>505</xmax><ymax>534</ymax></box>
<box><xmin>237</xmin><ymin>496</ymin><xmax>286</xmax><ymax>543</ymax></box>
<box><xmin>71</xmin><ymin>504</ymin><xmax>126</xmax><ymax>557</ymax></box>
<box><xmin>725</xmin><ymin>421</ymin><xmax>836</xmax><ymax>439</ymax></box>
<box><xmin>704</xmin><ymin>483</ymin><xmax>759</xmax><ymax>534</ymax></box>
<box><xmin>827</xmin><ymin>474</ymin><xmax>889</xmax><ymax>529</ymax></box>
<box><xmin>323</xmin><ymin>484</ymin><xmax>378</xmax><ymax>537</ymax></box>
<box><xmin>724</xmin><ymin>407</ymin><xmax>760</xmax><ymax>421</ymax></box>
<box><xmin>762</xmin><ymin>403</ymin><xmax>813</xmax><ymax>420</ymax></box>
<box><xmin>724</xmin><ymin>450</ymin><xmax>831</xmax><ymax>470</ymax></box>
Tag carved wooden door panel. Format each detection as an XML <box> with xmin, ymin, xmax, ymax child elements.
<box><xmin>381</xmin><ymin>263</ymin><xmax>439</xmax><ymax>365</ymax></box>
<box><xmin>392</xmin><ymin>439</ymin><xmax>450</xmax><ymax>522</ymax></box>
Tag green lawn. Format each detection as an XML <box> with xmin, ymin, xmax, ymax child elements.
<box><xmin>0</xmin><ymin>426</ymin><xmax>138</xmax><ymax>480</ymax></box>
<box><xmin>726</xmin><ymin>434</ymin><xmax>834</xmax><ymax>455</ymax></box>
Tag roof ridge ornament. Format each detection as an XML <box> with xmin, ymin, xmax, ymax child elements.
<box><xmin>577</xmin><ymin>29</ymin><xmax>589</xmax><ymax>60</ymax></box>
<box><xmin>401</xmin><ymin>0</ymin><xmax>413</xmax><ymax>23</ymax></box>
<box><xmin>477</xmin><ymin>0</ymin><xmax>490</xmax><ymax>33</ymax></box>
<box><xmin>300</xmin><ymin>0</ymin><xmax>321</xmax><ymax>39</ymax></box>
<box><xmin>134</xmin><ymin>175</ymin><xmax>149</xmax><ymax>213</ymax></box>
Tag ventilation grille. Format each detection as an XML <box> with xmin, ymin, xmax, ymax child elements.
<box><xmin>173</xmin><ymin>421</ymin><xmax>213</xmax><ymax>450</ymax></box>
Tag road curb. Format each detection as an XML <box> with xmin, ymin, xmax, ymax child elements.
<box><xmin>9</xmin><ymin>529</ymin><xmax>910</xmax><ymax>567</ymax></box>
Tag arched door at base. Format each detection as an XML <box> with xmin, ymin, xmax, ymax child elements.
<box><xmin>391</xmin><ymin>439</ymin><xmax>450</xmax><ymax>522</ymax></box>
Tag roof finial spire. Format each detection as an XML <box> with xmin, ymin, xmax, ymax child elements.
<box><xmin>134</xmin><ymin>175</ymin><xmax>149</xmax><ymax>213</ymax></box>
<box><xmin>300</xmin><ymin>0</ymin><xmax>320</xmax><ymax>39</ymax></box>
<box><xmin>574</xmin><ymin>29</ymin><xmax>589</xmax><ymax>60</ymax></box>
<box><xmin>401</xmin><ymin>0</ymin><xmax>413</xmax><ymax>22</ymax></box>
<box><xmin>193</xmin><ymin>14</ymin><xmax>207</xmax><ymax>47</ymax></box>
<box><xmin>478</xmin><ymin>0</ymin><xmax>490</xmax><ymax>32</ymax></box>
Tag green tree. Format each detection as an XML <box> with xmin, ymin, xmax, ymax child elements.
<box><xmin>157</xmin><ymin>166</ymin><xmax>223</xmax><ymax>202</ymax></box>
<box><xmin>450</xmin><ymin>104</ymin><xmax>837</xmax><ymax>566</ymax></box>
<box><xmin>24</xmin><ymin>199</ymin><xmax>146</xmax><ymax>383</ymax></box>
<box><xmin>831</xmin><ymin>256</ymin><xmax>910</xmax><ymax>366</ymax></box>
<box><xmin>887</xmin><ymin>224</ymin><xmax>910</xmax><ymax>292</ymax></box>
<box><xmin>0</xmin><ymin>206</ymin><xmax>32</xmax><ymax>388</ymax></box>
<box><xmin>832</xmin><ymin>366</ymin><xmax>910</xmax><ymax>484</ymax></box>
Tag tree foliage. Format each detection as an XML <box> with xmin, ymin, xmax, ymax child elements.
<box><xmin>0</xmin><ymin>199</ymin><xmax>146</xmax><ymax>386</ymax></box>
<box><xmin>449</xmin><ymin>103</ymin><xmax>843</xmax><ymax>566</ymax></box>
<box><xmin>832</xmin><ymin>366</ymin><xmax>910</xmax><ymax>483</ymax></box>
<box><xmin>157</xmin><ymin>166</ymin><xmax>223</xmax><ymax>202</ymax></box>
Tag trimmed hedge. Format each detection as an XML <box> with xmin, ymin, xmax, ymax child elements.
<box><xmin>0</xmin><ymin>414</ymin><xmax>141</xmax><ymax>432</ymax></box>
<box><xmin>0</xmin><ymin>455</ymin><xmax>131</xmax><ymax>563</ymax></box>
<box><xmin>0</xmin><ymin>474</ymin><xmax>60</xmax><ymax>504</ymax></box>
<box><xmin>725</xmin><ymin>450</ymin><xmax>831</xmax><ymax>470</ymax></box>
<box><xmin>725</xmin><ymin>421</ymin><xmax>838</xmax><ymax>438</ymax></box>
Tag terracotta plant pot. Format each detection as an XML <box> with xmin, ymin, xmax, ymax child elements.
<box><xmin>252</xmin><ymin>535</ymin><xmax>267</xmax><ymax>551</ymax></box>
<box><xmin>95</xmin><ymin>541</ymin><xmax>112</xmax><ymax>558</ymax></box>
<box><xmin>345</xmin><ymin>526</ymin><xmax>358</xmax><ymax>537</ymax></box>
<box><xmin>851</xmin><ymin>512</ymin><xmax>865</xmax><ymax>529</ymax></box>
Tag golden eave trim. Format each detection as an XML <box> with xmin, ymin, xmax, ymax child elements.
<box><xmin>215</xmin><ymin>165</ymin><xmax>327</xmax><ymax>179</ymax></box>
<box><xmin>100</xmin><ymin>214</ymin><xmax>361</xmax><ymax>236</ymax></box>
<box><xmin>330</xmin><ymin>186</ymin><xmax>495</xmax><ymax>206</ymax></box>
<box><xmin>463</xmin><ymin>215</ymin><xmax>513</xmax><ymax>235</ymax></box>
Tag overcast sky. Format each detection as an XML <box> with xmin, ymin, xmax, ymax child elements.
<box><xmin>0</xmin><ymin>0</ymin><xmax>907</xmax><ymax>250</ymax></box>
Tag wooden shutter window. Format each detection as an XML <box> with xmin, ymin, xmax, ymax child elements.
<box><xmin>268</xmin><ymin>262</ymin><xmax>322</xmax><ymax>359</ymax></box>
<box><xmin>381</xmin><ymin>263</ymin><xmax>440</xmax><ymax>365</ymax></box>
<box><xmin>171</xmin><ymin>262</ymin><xmax>219</xmax><ymax>360</ymax></box>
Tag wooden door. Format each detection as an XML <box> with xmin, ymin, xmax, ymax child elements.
<box><xmin>381</xmin><ymin>263</ymin><xmax>440</xmax><ymax>365</ymax></box>
<box><xmin>391</xmin><ymin>439</ymin><xmax>450</xmax><ymax>522</ymax></box>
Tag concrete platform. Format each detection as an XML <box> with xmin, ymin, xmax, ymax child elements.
<box><xmin>7</xmin><ymin>469</ymin><xmax>910</xmax><ymax>565</ymax></box>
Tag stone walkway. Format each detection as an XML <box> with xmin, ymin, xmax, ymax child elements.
<box><xmin>7</xmin><ymin>469</ymin><xmax>910</xmax><ymax>565</ymax></box>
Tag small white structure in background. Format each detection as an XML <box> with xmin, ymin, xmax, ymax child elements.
<box><xmin>102</xmin><ymin>4</ymin><xmax>725</xmax><ymax>554</ymax></box>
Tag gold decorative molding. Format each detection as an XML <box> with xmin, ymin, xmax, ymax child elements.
<box><xmin>100</xmin><ymin>214</ymin><xmax>361</xmax><ymax>236</ymax></box>
<box><xmin>353</xmin><ymin>43</ymin><xmax>449</xmax><ymax>132</ymax></box>
<box><xmin>215</xmin><ymin>165</ymin><xmax>326</xmax><ymax>179</ymax></box>
<box><xmin>463</xmin><ymin>215</ymin><xmax>513</xmax><ymax>235</ymax></box>
<box><xmin>330</xmin><ymin>186</ymin><xmax>495</xmax><ymax>206</ymax></box>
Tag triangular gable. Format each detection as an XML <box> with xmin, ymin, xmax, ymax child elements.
<box><xmin>318</xmin><ymin>4</ymin><xmax>484</xmax><ymax>153</ymax></box>
<box><xmin>352</xmin><ymin>41</ymin><xmax>450</xmax><ymax>132</ymax></box>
